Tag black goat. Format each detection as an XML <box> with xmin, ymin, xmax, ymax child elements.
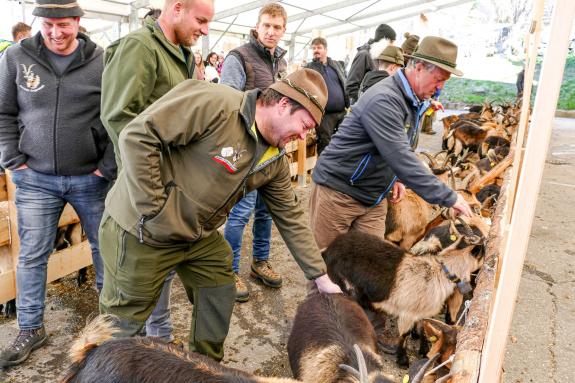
<box><xmin>61</xmin><ymin>315</ymin><xmax>299</xmax><ymax>383</ymax></box>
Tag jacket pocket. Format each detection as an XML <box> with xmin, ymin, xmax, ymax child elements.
<box><xmin>349</xmin><ymin>153</ymin><xmax>372</xmax><ymax>185</ymax></box>
<box><xmin>141</xmin><ymin>184</ymin><xmax>204</xmax><ymax>244</ymax></box>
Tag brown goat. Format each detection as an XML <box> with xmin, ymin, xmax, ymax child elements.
<box><xmin>61</xmin><ymin>315</ymin><xmax>300</xmax><ymax>383</ymax></box>
<box><xmin>385</xmin><ymin>153</ymin><xmax>456</xmax><ymax>250</ymax></box>
<box><xmin>322</xmin><ymin>231</ymin><xmax>484</xmax><ymax>367</ymax></box>
<box><xmin>287</xmin><ymin>293</ymin><xmax>393</xmax><ymax>383</ymax></box>
<box><xmin>406</xmin><ymin>319</ymin><xmax>460</xmax><ymax>383</ymax></box>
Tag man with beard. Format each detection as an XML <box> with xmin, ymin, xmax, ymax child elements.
<box><xmin>98</xmin><ymin>69</ymin><xmax>342</xmax><ymax>361</ymax></box>
<box><xmin>305</xmin><ymin>37</ymin><xmax>348</xmax><ymax>155</ymax></box>
<box><xmin>100</xmin><ymin>0</ymin><xmax>214</xmax><ymax>344</ymax></box>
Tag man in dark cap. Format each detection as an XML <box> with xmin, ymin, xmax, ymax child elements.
<box><xmin>98</xmin><ymin>69</ymin><xmax>341</xmax><ymax>362</ymax></box>
<box><xmin>401</xmin><ymin>32</ymin><xmax>420</xmax><ymax>59</ymax></box>
<box><xmin>310</xmin><ymin>36</ymin><xmax>472</xmax><ymax>251</ymax></box>
<box><xmin>345</xmin><ymin>23</ymin><xmax>396</xmax><ymax>104</ymax></box>
<box><xmin>0</xmin><ymin>0</ymin><xmax>115</xmax><ymax>368</ymax></box>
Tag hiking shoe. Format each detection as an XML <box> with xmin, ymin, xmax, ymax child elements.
<box><xmin>250</xmin><ymin>260</ymin><xmax>282</xmax><ymax>288</ymax></box>
<box><xmin>0</xmin><ymin>327</ymin><xmax>47</xmax><ymax>368</ymax></box>
<box><xmin>234</xmin><ymin>274</ymin><xmax>250</xmax><ymax>303</ymax></box>
<box><xmin>422</xmin><ymin>129</ymin><xmax>436</xmax><ymax>135</ymax></box>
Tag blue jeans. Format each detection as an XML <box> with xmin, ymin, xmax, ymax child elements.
<box><xmin>144</xmin><ymin>270</ymin><xmax>175</xmax><ymax>342</ymax></box>
<box><xmin>10</xmin><ymin>168</ymin><xmax>108</xmax><ymax>330</ymax></box>
<box><xmin>224</xmin><ymin>190</ymin><xmax>272</xmax><ymax>274</ymax></box>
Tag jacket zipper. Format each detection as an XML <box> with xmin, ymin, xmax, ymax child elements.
<box><xmin>204</xmin><ymin>149</ymin><xmax>284</xmax><ymax>225</ymax></box>
<box><xmin>137</xmin><ymin>181</ymin><xmax>176</xmax><ymax>244</ymax></box>
<box><xmin>349</xmin><ymin>153</ymin><xmax>372</xmax><ymax>185</ymax></box>
<box><xmin>53</xmin><ymin>77</ymin><xmax>62</xmax><ymax>173</ymax></box>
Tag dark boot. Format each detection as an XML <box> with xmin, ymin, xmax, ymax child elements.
<box><xmin>0</xmin><ymin>327</ymin><xmax>48</xmax><ymax>368</ymax></box>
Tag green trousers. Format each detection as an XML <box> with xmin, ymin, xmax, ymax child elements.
<box><xmin>98</xmin><ymin>213</ymin><xmax>235</xmax><ymax>361</ymax></box>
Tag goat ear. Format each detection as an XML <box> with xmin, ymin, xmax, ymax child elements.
<box><xmin>471</xmin><ymin>244</ymin><xmax>485</xmax><ymax>258</ymax></box>
<box><xmin>422</xmin><ymin>319</ymin><xmax>443</xmax><ymax>341</ymax></box>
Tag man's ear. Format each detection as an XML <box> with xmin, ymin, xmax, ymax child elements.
<box><xmin>278</xmin><ymin>96</ymin><xmax>290</xmax><ymax>110</ymax></box>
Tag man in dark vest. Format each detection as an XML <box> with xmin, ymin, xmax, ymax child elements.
<box><xmin>305</xmin><ymin>37</ymin><xmax>349</xmax><ymax>155</ymax></box>
<box><xmin>220</xmin><ymin>3</ymin><xmax>287</xmax><ymax>302</ymax></box>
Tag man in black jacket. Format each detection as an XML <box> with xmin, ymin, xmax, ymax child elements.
<box><xmin>0</xmin><ymin>0</ymin><xmax>115</xmax><ymax>368</ymax></box>
<box><xmin>345</xmin><ymin>23</ymin><xmax>396</xmax><ymax>104</ymax></box>
<box><xmin>305</xmin><ymin>37</ymin><xmax>349</xmax><ymax>155</ymax></box>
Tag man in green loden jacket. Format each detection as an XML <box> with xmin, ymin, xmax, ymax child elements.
<box><xmin>99</xmin><ymin>69</ymin><xmax>342</xmax><ymax>361</ymax></box>
<box><xmin>100</xmin><ymin>0</ymin><xmax>214</xmax><ymax>343</ymax></box>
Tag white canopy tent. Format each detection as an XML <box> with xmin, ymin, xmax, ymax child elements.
<box><xmin>3</xmin><ymin>0</ymin><xmax>475</xmax><ymax>62</ymax></box>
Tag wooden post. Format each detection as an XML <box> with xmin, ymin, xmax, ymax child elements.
<box><xmin>478</xmin><ymin>1</ymin><xmax>575</xmax><ymax>381</ymax></box>
<box><xmin>506</xmin><ymin>0</ymin><xmax>545</xmax><ymax>221</ymax></box>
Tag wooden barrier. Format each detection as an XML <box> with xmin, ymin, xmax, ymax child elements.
<box><xmin>452</xmin><ymin>1</ymin><xmax>575</xmax><ymax>381</ymax></box>
<box><xmin>0</xmin><ymin>171</ymin><xmax>88</xmax><ymax>304</ymax></box>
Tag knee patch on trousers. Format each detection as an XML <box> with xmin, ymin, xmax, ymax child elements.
<box><xmin>194</xmin><ymin>283</ymin><xmax>235</xmax><ymax>343</ymax></box>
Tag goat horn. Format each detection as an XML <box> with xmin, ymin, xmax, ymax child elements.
<box><xmin>353</xmin><ymin>344</ymin><xmax>369</xmax><ymax>383</ymax></box>
<box><xmin>457</xmin><ymin>218</ymin><xmax>484</xmax><ymax>245</ymax></box>
<box><xmin>433</xmin><ymin>149</ymin><xmax>447</xmax><ymax>159</ymax></box>
<box><xmin>338</xmin><ymin>364</ymin><xmax>360</xmax><ymax>378</ymax></box>
<box><xmin>421</xmin><ymin>152</ymin><xmax>438</xmax><ymax>169</ymax></box>
<box><xmin>411</xmin><ymin>353</ymin><xmax>441</xmax><ymax>383</ymax></box>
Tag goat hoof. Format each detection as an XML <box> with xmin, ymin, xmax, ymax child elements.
<box><xmin>4</xmin><ymin>299</ymin><xmax>16</xmax><ymax>318</ymax></box>
<box><xmin>418</xmin><ymin>341</ymin><xmax>430</xmax><ymax>356</ymax></box>
<box><xmin>77</xmin><ymin>268</ymin><xmax>88</xmax><ymax>287</ymax></box>
<box><xmin>397</xmin><ymin>353</ymin><xmax>410</xmax><ymax>368</ymax></box>
<box><xmin>377</xmin><ymin>336</ymin><xmax>401</xmax><ymax>355</ymax></box>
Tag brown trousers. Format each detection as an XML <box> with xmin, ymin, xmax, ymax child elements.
<box><xmin>308</xmin><ymin>182</ymin><xmax>388</xmax><ymax>250</ymax></box>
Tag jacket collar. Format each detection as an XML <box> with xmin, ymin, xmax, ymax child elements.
<box><xmin>21</xmin><ymin>31</ymin><xmax>98</xmax><ymax>65</ymax></box>
<box><xmin>395</xmin><ymin>69</ymin><xmax>431</xmax><ymax>113</ymax></box>
<box><xmin>248</xmin><ymin>29</ymin><xmax>287</xmax><ymax>62</ymax></box>
<box><xmin>146</xmin><ymin>16</ymin><xmax>194</xmax><ymax>74</ymax></box>
<box><xmin>239</xmin><ymin>89</ymin><xmax>286</xmax><ymax>168</ymax></box>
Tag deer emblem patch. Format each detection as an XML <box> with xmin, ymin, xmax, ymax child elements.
<box><xmin>19</xmin><ymin>64</ymin><xmax>44</xmax><ymax>92</ymax></box>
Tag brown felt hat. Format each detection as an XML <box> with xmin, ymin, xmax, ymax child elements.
<box><xmin>32</xmin><ymin>0</ymin><xmax>84</xmax><ymax>18</ymax></box>
<box><xmin>378</xmin><ymin>46</ymin><xmax>405</xmax><ymax>66</ymax></box>
<box><xmin>269</xmin><ymin>68</ymin><xmax>328</xmax><ymax>125</ymax></box>
<box><xmin>411</xmin><ymin>36</ymin><xmax>463</xmax><ymax>76</ymax></box>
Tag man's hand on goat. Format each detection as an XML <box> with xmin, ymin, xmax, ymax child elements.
<box><xmin>452</xmin><ymin>193</ymin><xmax>473</xmax><ymax>217</ymax></box>
<box><xmin>390</xmin><ymin>181</ymin><xmax>406</xmax><ymax>204</ymax></box>
<box><xmin>314</xmin><ymin>274</ymin><xmax>342</xmax><ymax>294</ymax></box>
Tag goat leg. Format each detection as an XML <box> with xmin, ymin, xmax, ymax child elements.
<box><xmin>396</xmin><ymin>332</ymin><xmax>410</xmax><ymax>367</ymax></box>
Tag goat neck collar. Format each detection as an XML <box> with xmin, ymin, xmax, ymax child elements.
<box><xmin>439</xmin><ymin>261</ymin><xmax>461</xmax><ymax>284</ymax></box>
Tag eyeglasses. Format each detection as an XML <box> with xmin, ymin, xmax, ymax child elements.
<box><xmin>282</xmin><ymin>78</ymin><xmax>325</xmax><ymax>115</ymax></box>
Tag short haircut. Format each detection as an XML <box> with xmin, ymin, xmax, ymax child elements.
<box><xmin>258</xmin><ymin>3</ymin><xmax>287</xmax><ymax>27</ymax></box>
<box><xmin>377</xmin><ymin>60</ymin><xmax>393</xmax><ymax>71</ymax></box>
<box><xmin>310</xmin><ymin>37</ymin><xmax>327</xmax><ymax>49</ymax></box>
<box><xmin>163</xmin><ymin>0</ymin><xmax>199</xmax><ymax>11</ymax></box>
<box><xmin>12</xmin><ymin>22</ymin><xmax>31</xmax><ymax>41</ymax></box>
<box><xmin>144</xmin><ymin>8</ymin><xmax>162</xmax><ymax>19</ymax></box>
<box><xmin>408</xmin><ymin>57</ymin><xmax>436</xmax><ymax>72</ymax></box>
<box><xmin>259</xmin><ymin>88</ymin><xmax>305</xmax><ymax>113</ymax></box>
